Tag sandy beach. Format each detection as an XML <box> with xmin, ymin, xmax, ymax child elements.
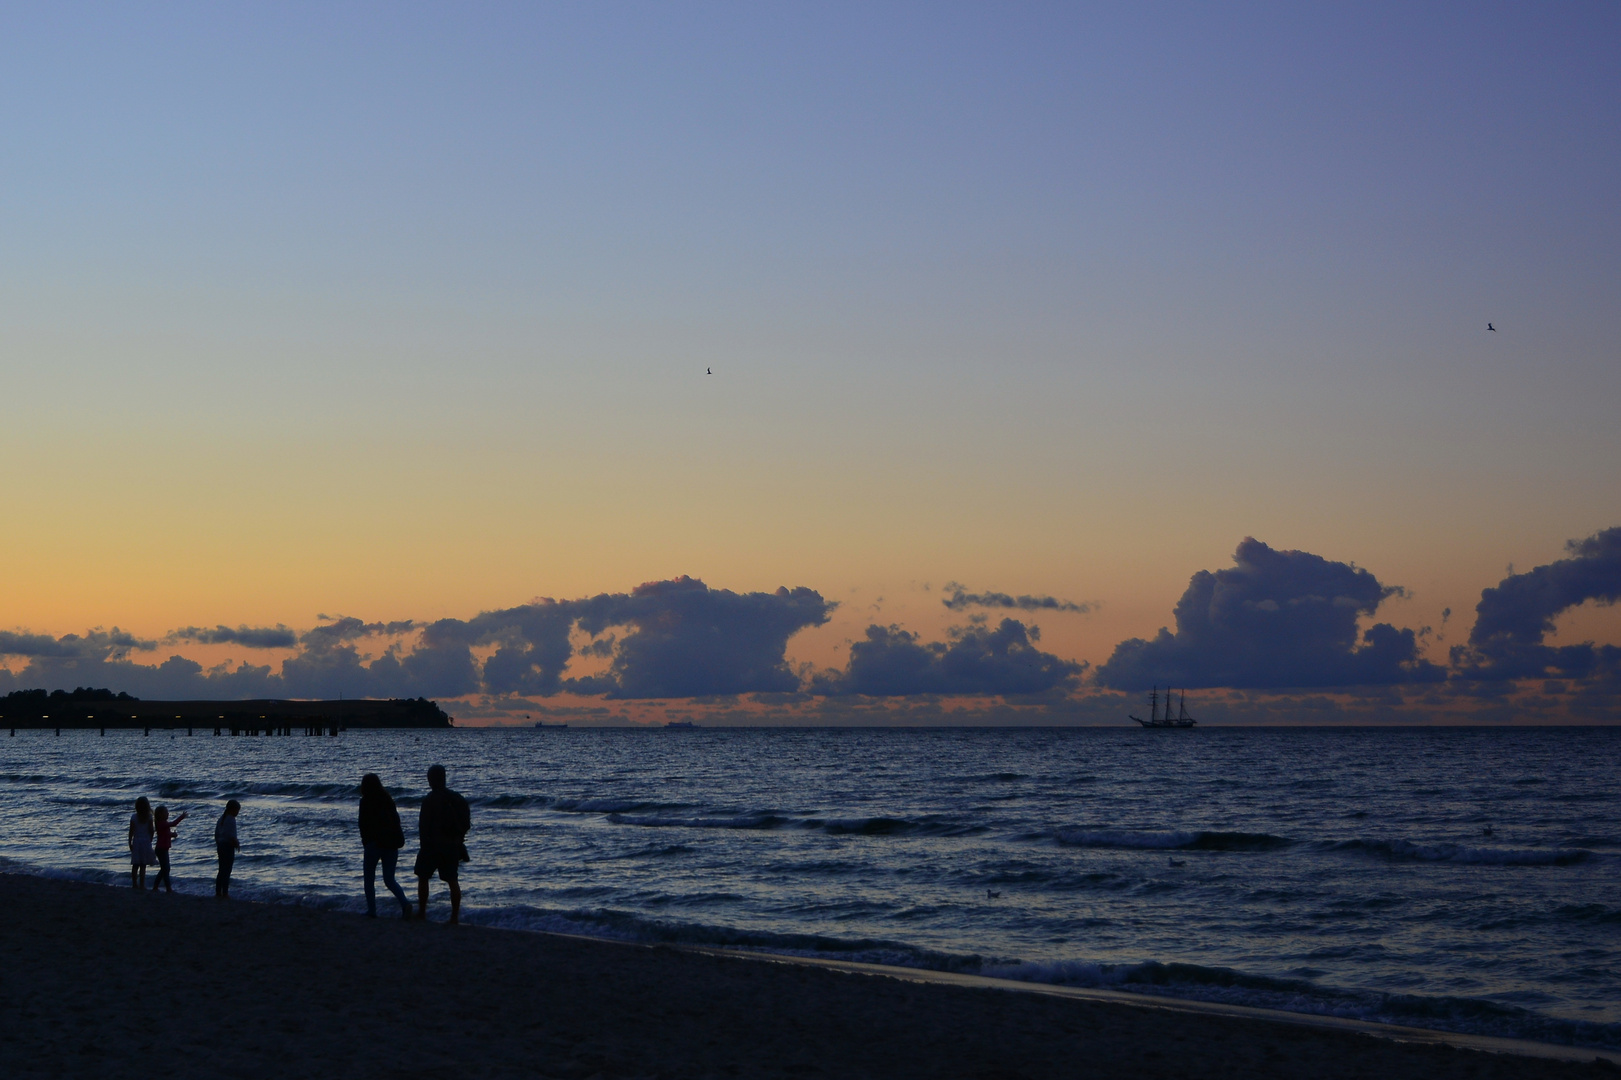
<box><xmin>1</xmin><ymin>873</ymin><xmax>1614</xmax><ymax>1079</ymax></box>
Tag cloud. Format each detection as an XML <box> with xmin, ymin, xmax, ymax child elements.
<box><xmin>566</xmin><ymin>577</ymin><xmax>833</xmax><ymax>698</ymax></box>
<box><xmin>0</xmin><ymin>629</ymin><xmax>154</xmax><ymax>660</ymax></box>
<box><xmin>1453</xmin><ymin>526</ymin><xmax>1621</xmax><ymax>681</ymax></box>
<box><xmin>169</xmin><ymin>625</ymin><xmax>298</xmax><ymax>649</ymax></box>
<box><xmin>814</xmin><ymin>617</ymin><xmax>1085</xmax><ymax>696</ymax></box>
<box><xmin>1095</xmin><ymin>538</ymin><xmax>1443</xmax><ymax>691</ymax></box>
<box><xmin>299</xmin><ymin>618</ymin><xmax>416</xmax><ymax>647</ymax></box>
<box><xmin>941</xmin><ymin>583</ymin><xmax>1094</xmax><ymax>614</ymax></box>
<box><xmin>0</xmin><ymin>578</ymin><xmax>833</xmax><ymax>702</ymax></box>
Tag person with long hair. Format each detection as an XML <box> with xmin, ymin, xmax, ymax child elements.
<box><xmin>128</xmin><ymin>797</ymin><xmax>155</xmax><ymax>889</ymax></box>
<box><xmin>359</xmin><ymin>773</ymin><xmax>411</xmax><ymax>918</ymax></box>
<box><xmin>150</xmin><ymin>805</ymin><xmax>188</xmax><ymax>892</ymax></box>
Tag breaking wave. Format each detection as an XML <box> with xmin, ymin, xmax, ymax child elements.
<box><xmin>1053</xmin><ymin>829</ymin><xmax>1293</xmax><ymax>852</ymax></box>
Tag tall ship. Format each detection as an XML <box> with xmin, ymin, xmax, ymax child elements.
<box><xmin>1130</xmin><ymin>686</ymin><xmax>1197</xmax><ymax>728</ymax></box>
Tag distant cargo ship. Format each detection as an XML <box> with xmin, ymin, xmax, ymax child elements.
<box><xmin>1130</xmin><ymin>687</ymin><xmax>1196</xmax><ymax>728</ymax></box>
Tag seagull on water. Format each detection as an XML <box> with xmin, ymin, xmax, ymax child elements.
<box><xmin>1487</xmin><ymin>323</ymin><xmax>1496</xmax><ymax>332</ymax></box>
<box><xmin>986</xmin><ymin>889</ymin><xmax>1001</xmax><ymax>899</ymax></box>
<box><xmin>706</xmin><ymin>367</ymin><xmax>712</xmax><ymax>374</ymax></box>
<box><xmin>1168</xmin><ymin>857</ymin><xmax>1186</xmax><ymax>868</ymax></box>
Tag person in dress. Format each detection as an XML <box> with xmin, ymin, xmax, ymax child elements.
<box><xmin>150</xmin><ymin>805</ymin><xmax>188</xmax><ymax>893</ymax></box>
<box><xmin>413</xmin><ymin>764</ymin><xmax>470</xmax><ymax>924</ymax></box>
<box><xmin>214</xmin><ymin>800</ymin><xmax>241</xmax><ymax>899</ymax></box>
<box><xmin>128</xmin><ymin>797</ymin><xmax>156</xmax><ymax>889</ymax></box>
<box><xmin>358</xmin><ymin>773</ymin><xmax>412</xmax><ymax>918</ymax></box>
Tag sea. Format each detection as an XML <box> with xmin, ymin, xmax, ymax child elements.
<box><xmin>2</xmin><ymin>725</ymin><xmax>1617</xmax><ymax>1051</ymax></box>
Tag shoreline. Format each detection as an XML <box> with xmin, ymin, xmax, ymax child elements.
<box><xmin>3</xmin><ymin>871</ymin><xmax>1616</xmax><ymax>1079</ymax></box>
<box><xmin>10</xmin><ymin>855</ymin><xmax>1616</xmax><ymax>1060</ymax></box>
<box><xmin>678</xmin><ymin>946</ymin><xmax>1621</xmax><ymax>1067</ymax></box>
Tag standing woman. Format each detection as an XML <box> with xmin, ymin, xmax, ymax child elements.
<box><xmin>359</xmin><ymin>773</ymin><xmax>411</xmax><ymax>918</ymax></box>
<box><xmin>128</xmin><ymin>796</ymin><xmax>155</xmax><ymax>889</ymax></box>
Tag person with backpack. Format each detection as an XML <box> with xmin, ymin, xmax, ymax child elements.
<box><xmin>413</xmin><ymin>764</ymin><xmax>469</xmax><ymax>924</ymax></box>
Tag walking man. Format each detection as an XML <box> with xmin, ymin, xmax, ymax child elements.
<box><xmin>414</xmin><ymin>765</ymin><xmax>470</xmax><ymax>924</ymax></box>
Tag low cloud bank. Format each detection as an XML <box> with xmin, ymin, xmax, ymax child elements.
<box><xmin>1096</xmin><ymin>538</ymin><xmax>1444</xmax><ymax>691</ymax></box>
<box><xmin>0</xmin><ymin>578</ymin><xmax>836</xmax><ymax>702</ymax></box>
<box><xmin>4</xmin><ymin>530</ymin><xmax>1618</xmax><ymax>706</ymax></box>
<box><xmin>1452</xmin><ymin>527</ymin><xmax>1621</xmax><ymax>681</ymax></box>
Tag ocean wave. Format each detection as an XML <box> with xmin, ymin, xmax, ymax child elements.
<box><xmin>1053</xmin><ymin>829</ymin><xmax>1292</xmax><ymax>852</ymax></box>
<box><xmin>608</xmin><ymin>812</ymin><xmax>791</xmax><ymax>830</ymax></box>
<box><xmin>478</xmin><ymin>795</ymin><xmax>692</xmax><ymax>813</ymax></box>
<box><xmin>978</xmin><ymin>958</ymin><xmax>1621</xmax><ymax>1051</ymax></box>
<box><xmin>610</xmin><ymin>843</ymin><xmax>695</xmax><ymax>860</ymax></box>
<box><xmin>1327</xmin><ymin>839</ymin><xmax>1593</xmax><ymax>866</ymax></box>
<box><xmin>1554</xmin><ymin>903</ymin><xmax>1621</xmax><ymax>924</ymax></box>
<box><xmin>812</xmin><ymin>816</ymin><xmax>988</xmax><ymax>838</ymax></box>
<box><xmin>464</xmin><ymin>904</ymin><xmax>992</xmax><ymax>972</ymax></box>
<box><xmin>457</xmin><ymin>900</ymin><xmax>1621</xmax><ymax>1052</ymax></box>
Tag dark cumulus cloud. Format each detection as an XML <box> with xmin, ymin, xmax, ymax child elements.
<box><xmin>814</xmin><ymin>618</ymin><xmax>1084</xmax><ymax>696</ymax></box>
<box><xmin>169</xmin><ymin>625</ymin><xmax>298</xmax><ymax>649</ymax></box>
<box><xmin>567</xmin><ymin>578</ymin><xmax>833</xmax><ymax>698</ymax></box>
<box><xmin>941</xmin><ymin>583</ymin><xmax>1093</xmax><ymax>615</ymax></box>
<box><xmin>1096</xmin><ymin>538</ymin><xmax>1443</xmax><ymax>691</ymax></box>
<box><xmin>1453</xmin><ymin>526</ymin><xmax>1621</xmax><ymax>681</ymax></box>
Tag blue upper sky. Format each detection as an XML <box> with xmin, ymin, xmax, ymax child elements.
<box><xmin>1</xmin><ymin>3</ymin><xmax>1617</xmax><ymax>719</ymax></box>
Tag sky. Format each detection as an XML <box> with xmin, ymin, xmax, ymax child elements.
<box><xmin>1</xmin><ymin>3</ymin><xmax>1617</xmax><ymax>723</ymax></box>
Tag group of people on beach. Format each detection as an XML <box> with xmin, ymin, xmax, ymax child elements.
<box><xmin>126</xmin><ymin>764</ymin><xmax>471</xmax><ymax>922</ymax></box>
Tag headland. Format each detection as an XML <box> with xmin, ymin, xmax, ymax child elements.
<box><xmin>0</xmin><ymin>688</ymin><xmax>451</xmax><ymax>730</ymax></box>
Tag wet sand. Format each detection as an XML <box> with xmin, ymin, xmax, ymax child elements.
<box><xmin>1</xmin><ymin>872</ymin><xmax>1614</xmax><ymax>1079</ymax></box>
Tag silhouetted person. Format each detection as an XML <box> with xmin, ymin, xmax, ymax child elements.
<box><xmin>150</xmin><ymin>805</ymin><xmax>188</xmax><ymax>892</ymax></box>
<box><xmin>214</xmin><ymin>800</ymin><xmax>241</xmax><ymax>899</ymax></box>
<box><xmin>414</xmin><ymin>764</ymin><xmax>470</xmax><ymax>924</ymax></box>
<box><xmin>359</xmin><ymin>773</ymin><xmax>412</xmax><ymax>918</ymax></box>
<box><xmin>129</xmin><ymin>797</ymin><xmax>155</xmax><ymax>890</ymax></box>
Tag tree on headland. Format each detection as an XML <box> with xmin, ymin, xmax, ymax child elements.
<box><xmin>4</xmin><ymin>687</ymin><xmax>139</xmax><ymax>703</ymax></box>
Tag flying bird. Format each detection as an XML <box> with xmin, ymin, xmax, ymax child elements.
<box><xmin>1487</xmin><ymin>323</ymin><xmax>1496</xmax><ymax>332</ymax></box>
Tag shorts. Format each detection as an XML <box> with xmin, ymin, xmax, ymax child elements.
<box><xmin>413</xmin><ymin>846</ymin><xmax>459</xmax><ymax>882</ymax></box>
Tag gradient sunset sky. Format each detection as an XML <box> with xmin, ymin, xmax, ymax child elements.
<box><xmin>3</xmin><ymin>4</ymin><xmax>1617</xmax><ymax>721</ymax></box>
